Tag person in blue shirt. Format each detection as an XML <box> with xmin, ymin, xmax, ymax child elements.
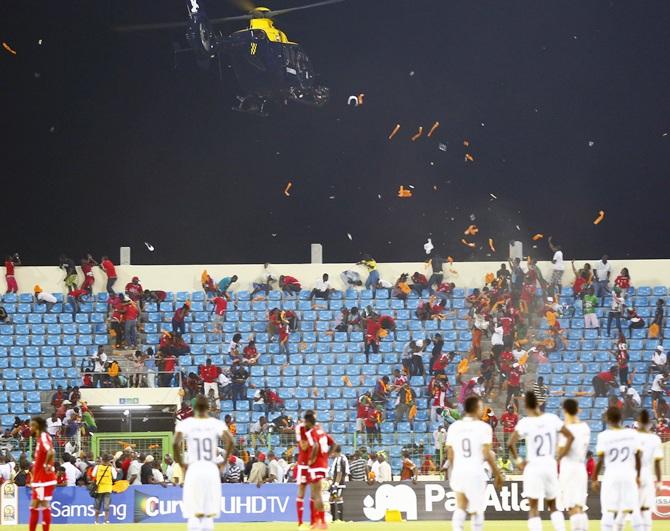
<box><xmin>217</xmin><ymin>275</ymin><xmax>238</xmax><ymax>300</ymax></box>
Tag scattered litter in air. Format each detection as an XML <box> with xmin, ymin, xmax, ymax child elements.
<box><xmin>532</xmin><ymin>244</ymin><xmax>538</xmax><ymax>249</ymax></box>
<box><xmin>346</xmin><ymin>233</ymin><xmax>352</xmax><ymax>240</ymax></box>
<box><xmin>2</xmin><ymin>42</ymin><xmax>17</xmax><ymax>55</ymax></box>
<box><xmin>34</xmin><ymin>72</ymin><xmax>40</xmax><ymax>78</ymax></box>
<box><xmin>283</xmin><ymin>181</ymin><xmax>292</xmax><ymax>196</ymax></box>
<box><xmin>450</xmin><ymin>217</ymin><xmax>455</xmax><ymax>221</ymax></box>
<box><xmin>588</xmin><ymin>141</ymin><xmax>595</xmax><ymax>147</ymax></box>
<box><xmin>408</xmin><ymin>185</ymin><xmax>415</xmax><ymax>189</ymax></box>
<box><xmin>49</xmin><ymin>126</ymin><xmax>55</xmax><ymax>133</ymax></box>
<box><xmin>433</xmin><ymin>185</ymin><xmax>438</xmax><ymax>191</ymax></box>
<box><xmin>531</xmin><ymin>233</ymin><xmax>544</xmax><ymax>241</ymax></box>
<box><xmin>411</xmin><ymin>126</ymin><xmax>424</xmax><ymax>141</ymax></box>
<box><xmin>465</xmin><ymin>153</ymin><xmax>474</xmax><ymax>162</ymax></box>
<box><xmin>573</xmin><ymin>35</ymin><xmax>578</xmax><ymax>39</ymax></box>
<box><xmin>387</xmin><ymin>241</ymin><xmax>392</xmax><ymax>245</ymax></box>
<box><xmin>430</xmin><ymin>161</ymin><xmax>434</xmax><ymax>166</ymax></box>
<box><xmin>328</xmin><ymin>196</ymin><xmax>335</xmax><ymax>200</ymax></box>
<box><xmin>438</xmin><ymin>143</ymin><xmax>447</xmax><ymax>152</ymax></box>
<box><xmin>469</xmin><ymin>213</ymin><xmax>476</xmax><ymax>221</ymax></box>
<box><xmin>348</xmin><ymin>95</ymin><xmax>358</xmax><ymax>106</ymax></box>
<box><xmin>489</xmin><ymin>193</ymin><xmax>498</xmax><ymax>199</ymax></box>
<box><xmin>397</xmin><ymin>186</ymin><xmax>412</xmax><ymax>198</ymax></box>
<box><xmin>424</xmin><ymin>238</ymin><xmax>434</xmax><ymax>255</ymax></box>
<box><xmin>409</xmin><ymin>71</ymin><xmax>415</xmax><ymax>76</ymax></box>
<box><xmin>142</xmin><ymin>417</ymin><xmax>149</xmax><ymax>423</ymax></box>
<box><xmin>38</xmin><ymin>39</ymin><xmax>43</xmax><ymax>45</ymax></box>
<box><xmin>377</xmin><ymin>194</ymin><xmax>382</xmax><ymax>199</ymax></box>
<box><xmin>275</xmin><ymin>152</ymin><xmax>280</xmax><ymax>155</ymax></box>
<box><xmin>663</xmin><ymin>132</ymin><xmax>668</xmax><ymax>137</ymax></box>
<box><xmin>593</xmin><ymin>210</ymin><xmax>605</xmax><ymax>225</ymax></box>
<box><xmin>271</xmin><ymin>233</ymin><xmax>278</xmax><ymax>237</ymax></box>
<box><xmin>144</xmin><ymin>242</ymin><xmax>155</xmax><ymax>252</ymax></box>
<box><xmin>427</xmin><ymin>122</ymin><xmax>440</xmax><ymax>137</ymax></box>
<box><xmin>463</xmin><ymin>140</ymin><xmax>470</xmax><ymax>147</ymax></box>
<box><xmin>515</xmin><ymin>225</ymin><xmax>521</xmax><ymax>231</ymax></box>
<box><xmin>481</xmin><ymin>122</ymin><xmax>486</xmax><ymax>127</ymax></box>
<box><xmin>388</xmin><ymin>124</ymin><xmax>400</xmax><ymax>140</ymax></box>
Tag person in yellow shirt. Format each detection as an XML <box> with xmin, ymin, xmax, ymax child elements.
<box><xmin>92</xmin><ymin>454</ymin><xmax>117</xmax><ymax>524</ymax></box>
<box><xmin>357</xmin><ymin>255</ymin><xmax>379</xmax><ymax>290</ymax></box>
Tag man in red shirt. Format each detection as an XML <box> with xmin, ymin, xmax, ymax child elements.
<box><xmin>66</xmin><ymin>288</ymin><xmax>88</xmax><ymax>317</ymax></box>
<box><xmin>410</xmin><ymin>272</ymin><xmax>429</xmax><ymax>296</ymax></box>
<box><xmin>279</xmin><ymin>275</ymin><xmax>301</xmax><ymax>296</ymax></box>
<box><xmin>99</xmin><ymin>256</ymin><xmax>117</xmax><ymax>294</ymax></box>
<box><xmin>80</xmin><ymin>255</ymin><xmax>97</xmax><ymax>293</ymax></box>
<box><xmin>305</xmin><ymin>411</ymin><xmax>334</xmax><ymax>529</ymax></box>
<box><xmin>592</xmin><ymin>368</ymin><xmax>617</xmax><ymax>396</ymax></box>
<box><xmin>159</xmin><ymin>353</ymin><xmax>177</xmax><ymax>387</ymax></box>
<box><xmin>172</xmin><ymin>302</ymin><xmax>190</xmax><ymax>337</ymax></box>
<box><xmin>210</xmin><ymin>295</ymin><xmax>228</xmax><ymax>333</ymax></box>
<box><xmin>29</xmin><ymin>416</ymin><xmax>56</xmax><ymax>531</ymax></box>
<box><xmin>125</xmin><ymin>276</ymin><xmax>143</xmax><ymax>302</ymax></box>
<box><xmin>500</xmin><ymin>405</ymin><xmax>519</xmax><ymax>451</ymax></box>
<box><xmin>199</xmin><ymin>358</ymin><xmax>221</xmax><ymax>410</ymax></box>
<box><xmin>364</xmin><ymin>317</ymin><xmax>381</xmax><ymax>362</ymax></box>
<box><xmin>4</xmin><ymin>253</ymin><xmax>20</xmax><ymax>294</ymax></box>
<box><xmin>121</xmin><ymin>299</ymin><xmax>140</xmax><ymax>348</ymax></box>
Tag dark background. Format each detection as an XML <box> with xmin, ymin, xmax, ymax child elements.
<box><xmin>2</xmin><ymin>0</ymin><xmax>669</xmax><ymax>265</ymax></box>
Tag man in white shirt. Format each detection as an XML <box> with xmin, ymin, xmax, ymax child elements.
<box><xmin>92</xmin><ymin>348</ymin><xmax>108</xmax><ymax>387</ymax></box>
<box><xmin>127</xmin><ymin>454</ymin><xmax>142</xmax><ymax>486</ymax></box>
<box><xmin>636</xmin><ymin>409</ymin><xmax>664</xmax><ymax>530</ymax></box>
<box><xmin>592</xmin><ymin>407</ymin><xmax>642</xmax><ymax>530</ymax></box>
<box><xmin>594</xmin><ymin>255</ymin><xmax>612</xmax><ymax>305</ymax></box>
<box><xmin>34</xmin><ymin>285</ymin><xmax>57</xmax><ymax>311</ymax></box>
<box><xmin>46</xmin><ymin>413</ymin><xmax>62</xmax><ymax>437</ymax></box>
<box><xmin>370</xmin><ymin>452</ymin><xmax>392</xmax><ymax>483</ymax></box>
<box><xmin>508</xmin><ymin>391</ymin><xmax>575</xmax><ymax>531</ymax></box>
<box><xmin>310</xmin><ymin>273</ymin><xmax>332</xmax><ymax>301</ymax></box>
<box><xmin>445</xmin><ymin>395</ymin><xmax>503</xmax><ymax>531</ymax></box>
<box><xmin>267</xmin><ymin>452</ymin><xmax>284</xmax><ymax>483</ymax></box>
<box><xmin>558</xmin><ymin>399</ymin><xmax>591</xmax><ymax>531</ymax></box>
<box><xmin>62</xmin><ymin>456</ymin><xmax>82</xmax><ymax>486</ymax></box>
<box><xmin>548</xmin><ymin>237</ymin><xmax>564</xmax><ymax>295</ymax></box>
<box><xmin>0</xmin><ymin>455</ymin><xmax>15</xmax><ymax>482</ymax></box>
<box><xmin>650</xmin><ymin>345</ymin><xmax>667</xmax><ymax>374</ymax></box>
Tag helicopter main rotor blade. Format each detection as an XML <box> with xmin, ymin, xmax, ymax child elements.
<box><xmin>263</xmin><ymin>0</ymin><xmax>346</xmax><ymax>17</ymax></box>
<box><xmin>114</xmin><ymin>20</ymin><xmax>188</xmax><ymax>32</ymax></box>
<box><xmin>209</xmin><ymin>14</ymin><xmax>254</xmax><ymax>24</ymax></box>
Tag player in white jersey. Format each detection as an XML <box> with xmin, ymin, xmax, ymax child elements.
<box><xmin>593</xmin><ymin>406</ymin><xmax>642</xmax><ymax>531</ymax></box>
<box><xmin>636</xmin><ymin>409</ymin><xmax>663</xmax><ymax>531</ymax></box>
<box><xmin>174</xmin><ymin>395</ymin><xmax>234</xmax><ymax>531</ymax></box>
<box><xmin>557</xmin><ymin>398</ymin><xmax>591</xmax><ymax>531</ymax></box>
<box><xmin>508</xmin><ymin>391</ymin><xmax>575</xmax><ymax>531</ymax></box>
<box><xmin>445</xmin><ymin>396</ymin><xmax>503</xmax><ymax>531</ymax></box>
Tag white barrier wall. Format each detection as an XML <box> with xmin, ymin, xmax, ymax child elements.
<box><xmin>2</xmin><ymin>259</ymin><xmax>669</xmax><ymax>295</ymax></box>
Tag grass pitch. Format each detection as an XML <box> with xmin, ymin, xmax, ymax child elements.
<box><xmin>11</xmin><ymin>521</ymin><xmax>670</xmax><ymax>530</ymax></box>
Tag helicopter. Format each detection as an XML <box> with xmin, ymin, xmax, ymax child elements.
<box><xmin>115</xmin><ymin>0</ymin><xmax>346</xmax><ymax>116</ymax></box>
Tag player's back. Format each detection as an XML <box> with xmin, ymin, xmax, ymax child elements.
<box><xmin>177</xmin><ymin>416</ymin><xmax>226</xmax><ymax>465</ymax></box>
<box><xmin>516</xmin><ymin>413</ymin><xmax>563</xmax><ymax>464</ymax></box>
<box><xmin>307</xmin><ymin>424</ymin><xmax>334</xmax><ymax>469</ymax></box>
<box><xmin>597</xmin><ymin>428</ymin><xmax>639</xmax><ymax>480</ymax></box>
<box><xmin>637</xmin><ymin>431</ymin><xmax>663</xmax><ymax>482</ymax></box>
<box><xmin>446</xmin><ymin>418</ymin><xmax>491</xmax><ymax>473</ymax></box>
<box><xmin>295</xmin><ymin>423</ymin><xmax>311</xmax><ymax>465</ymax></box>
<box><xmin>559</xmin><ymin>421</ymin><xmax>591</xmax><ymax>466</ymax></box>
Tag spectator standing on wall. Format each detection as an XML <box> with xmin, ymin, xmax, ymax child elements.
<box><xmin>594</xmin><ymin>255</ymin><xmax>611</xmax><ymax>305</ymax></box>
<box><xmin>548</xmin><ymin>237</ymin><xmax>564</xmax><ymax>297</ymax></box>
<box><xmin>80</xmin><ymin>255</ymin><xmax>97</xmax><ymax>293</ymax></box>
<box><xmin>426</xmin><ymin>253</ymin><xmax>444</xmax><ymax>293</ymax></box>
<box><xmin>99</xmin><ymin>256</ymin><xmax>117</xmax><ymax>295</ymax></box>
<box><xmin>59</xmin><ymin>254</ymin><xmax>78</xmax><ymax>292</ymax></box>
<box><xmin>357</xmin><ymin>255</ymin><xmax>379</xmax><ymax>291</ymax></box>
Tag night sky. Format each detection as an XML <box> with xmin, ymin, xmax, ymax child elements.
<box><xmin>2</xmin><ymin>0</ymin><xmax>669</xmax><ymax>266</ymax></box>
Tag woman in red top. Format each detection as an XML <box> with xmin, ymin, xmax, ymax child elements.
<box><xmin>4</xmin><ymin>254</ymin><xmax>20</xmax><ymax>294</ymax></box>
<box><xmin>614</xmin><ymin>267</ymin><xmax>631</xmax><ymax>291</ymax></box>
<box><xmin>80</xmin><ymin>255</ymin><xmax>97</xmax><ymax>293</ymax></box>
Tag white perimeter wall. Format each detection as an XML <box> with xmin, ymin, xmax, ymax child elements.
<box><xmin>4</xmin><ymin>259</ymin><xmax>670</xmax><ymax>294</ymax></box>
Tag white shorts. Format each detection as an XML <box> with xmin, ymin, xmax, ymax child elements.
<box><xmin>639</xmin><ymin>479</ymin><xmax>656</xmax><ymax>510</ymax></box>
<box><xmin>523</xmin><ymin>460</ymin><xmax>559</xmax><ymax>501</ymax></box>
<box><xmin>183</xmin><ymin>461</ymin><xmax>222</xmax><ymax>518</ymax></box>
<box><xmin>584</xmin><ymin>313</ymin><xmax>599</xmax><ymax>329</ymax></box>
<box><xmin>601</xmin><ymin>475</ymin><xmax>638</xmax><ymax>513</ymax></box>
<box><xmin>559</xmin><ymin>460</ymin><xmax>588</xmax><ymax>509</ymax></box>
<box><xmin>450</xmin><ymin>468</ymin><xmax>488</xmax><ymax>514</ymax></box>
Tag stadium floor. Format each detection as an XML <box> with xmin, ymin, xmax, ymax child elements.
<box><xmin>11</xmin><ymin>522</ymin><xmax>670</xmax><ymax>530</ymax></box>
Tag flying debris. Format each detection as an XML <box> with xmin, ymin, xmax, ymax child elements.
<box><xmin>423</xmin><ymin>238</ymin><xmax>434</xmax><ymax>255</ymax></box>
<box><xmin>144</xmin><ymin>242</ymin><xmax>155</xmax><ymax>252</ymax></box>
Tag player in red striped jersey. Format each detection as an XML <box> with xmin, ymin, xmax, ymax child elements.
<box><xmin>29</xmin><ymin>416</ymin><xmax>57</xmax><ymax>531</ymax></box>
<box><xmin>295</xmin><ymin>419</ymin><xmax>312</xmax><ymax>528</ymax></box>
<box><xmin>304</xmin><ymin>410</ymin><xmax>335</xmax><ymax>529</ymax></box>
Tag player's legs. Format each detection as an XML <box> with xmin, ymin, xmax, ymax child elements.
<box><xmin>546</xmin><ymin>499</ymin><xmax>566</xmax><ymax>531</ymax></box>
<box><xmin>567</xmin><ymin>507</ymin><xmax>588</xmax><ymax>531</ymax></box>
<box><xmin>452</xmin><ymin>492</ymin><xmax>468</xmax><ymax>531</ymax></box>
<box><xmin>310</xmin><ymin>479</ymin><xmax>326</xmax><ymax>528</ymax></box>
<box><xmin>527</xmin><ymin>499</ymin><xmax>542</xmax><ymax>531</ymax></box>
<box><xmin>601</xmin><ymin>511</ymin><xmax>616</xmax><ymax>531</ymax></box>
<box><xmin>187</xmin><ymin>517</ymin><xmax>201</xmax><ymax>531</ymax></box>
<box><xmin>640</xmin><ymin>508</ymin><xmax>653</xmax><ymax>531</ymax></box>
<box><xmin>471</xmin><ymin>512</ymin><xmax>484</xmax><ymax>531</ymax></box>
<box><xmin>296</xmin><ymin>482</ymin><xmax>306</xmax><ymax>527</ymax></box>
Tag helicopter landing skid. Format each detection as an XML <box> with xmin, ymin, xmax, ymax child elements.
<box><xmin>232</xmin><ymin>95</ymin><xmax>270</xmax><ymax>117</ymax></box>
